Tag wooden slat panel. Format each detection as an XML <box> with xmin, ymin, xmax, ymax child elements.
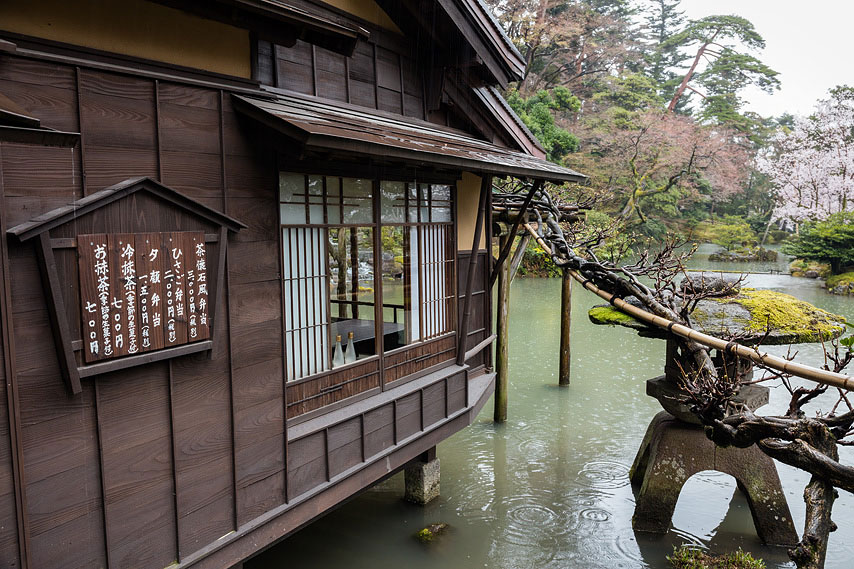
<box><xmin>228</xmin><ymin>242</ymin><xmax>279</xmax><ymax>284</ymax></box>
<box><xmin>316</xmin><ymin>70</ymin><xmax>348</xmax><ymax>103</ymax></box>
<box><xmin>422</xmin><ymin>381</ymin><xmax>446</xmax><ymax>427</ymax></box>
<box><xmin>447</xmin><ymin>372</ymin><xmax>466</xmax><ymax>414</ymax></box>
<box><xmin>83</xmin><ymin>145</ymin><xmax>158</xmax><ymax>190</ymax></box>
<box><xmin>395</xmin><ymin>392</ymin><xmax>420</xmax><ymax>441</ymax></box>
<box><xmin>236</xmin><ymin>473</ymin><xmax>283</xmax><ymax>527</ymax></box>
<box><xmin>171</xmin><ymin>349</ymin><xmax>234</xmax><ymax>555</ymax></box>
<box><xmin>0</xmin><ymin>57</ymin><xmax>79</xmax><ymax>132</ymax></box>
<box><xmin>0</xmin><ymin>290</ymin><xmax>19</xmax><ymax>568</ymax></box>
<box><xmin>15</xmin><ymin>311</ymin><xmax>106</xmax><ymax>569</ymax></box>
<box><xmin>327</xmin><ymin>417</ymin><xmax>361</xmax><ymax>478</ymax></box>
<box><xmin>135</xmin><ymin>232</ymin><xmax>167</xmax><ymax>352</ymax></box>
<box><xmin>80</xmin><ymin>91</ymin><xmax>157</xmax><ymax>150</ymax></box>
<box><xmin>377</xmin><ymin>87</ymin><xmax>402</xmax><ymax>114</ymax></box>
<box><xmin>97</xmin><ymin>365</ymin><xmax>177</xmax><ymax>568</ymax></box>
<box><xmin>157</xmin><ymin>83</ymin><xmax>219</xmax><ymax>110</ymax></box>
<box><xmin>348</xmin><ymin>79</ymin><xmax>376</xmax><ymax>109</ymax></box>
<box><xmin>375</xmin><ymin>47</ymin><xmax>401</xmax><ymax>92</ymax></box>
<box><xmin>363</xmin><ymin>403</ymin><xmax>394</xmax><ymax>458</ymax></box>
<box><xmin>226</xmin><ymin>198</ymin><xmax>277</xmax><ymax>244</ymax></box>
<box><xmin>287</xmin><ymin>432</ymin><xmax>325</xmax><ymax>498</ymax></box>
<box><xmin>159</xmin><ymin>102</ymin><xmax>222</xmax><ymax>155</ymax></box>
<box><xmin>277</xmin><ymin>61</ymin><xmax>314</xmax><ymax>95</ymax></box>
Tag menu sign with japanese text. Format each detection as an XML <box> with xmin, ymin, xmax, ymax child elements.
<box><xmin>78</xmin><ymin>231</ymin><xmax>209</xmax><ymax>364</ymax></box>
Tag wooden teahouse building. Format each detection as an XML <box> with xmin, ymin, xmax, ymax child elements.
<box><xmin>0</xmin><ymin>1</ymin><xmax>584</xmax><ymax>567</ymax></box>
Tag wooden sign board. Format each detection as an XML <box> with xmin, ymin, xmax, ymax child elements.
<box><xmin>78</xmin><ymin>231</ymin><xmax>209</xmax><ymax>364</ymax></box>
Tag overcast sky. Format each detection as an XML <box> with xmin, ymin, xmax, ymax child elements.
<box><xmin>677</xmin><ymin>0</ymin><xmax>854</xmax><ymax>118</ymax></box>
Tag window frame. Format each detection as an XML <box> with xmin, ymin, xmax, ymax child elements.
<box><xmin>278</xmin><ymin>169</ymin><xmax>457</xmax><ymax>386</ymax></box>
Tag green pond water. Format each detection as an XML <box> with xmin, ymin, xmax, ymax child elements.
<box><xmin>250</xmin><ymin>244</ymin><xmax>854</xmax><ymax>569</ymax></box>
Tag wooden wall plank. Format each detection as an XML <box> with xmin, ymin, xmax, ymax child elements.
<box><xmin>395</xmin><ymin>392</ymin><xmax>420</xmax><ymax>441</ymax></box>
<box><xmin>287</xmin><ymin>432</ymin><xmax>325</xmax><ymax>498</ymax></box>
<box><xmin>363</xmin><ymin>403</ymin><xmax>394</xmax><ymax>458</ymax></box>
<box><xmin>13</xmin><ymin>307</ymin><xmax>105</xmax><ymax>568</ymax></box>
<box><xmin>96</xmin><ymin>364</ymin><xmax>177</xmax><ymax>568</ymax></box>
<box><xmin>0</xmin><ymin>55</ymin><xmax>79</xmax><ymax>132</ymax></box>
<box><xmin>170</xmin><ymin>350</ymin><xmax>234</xmax><ymax>556</ymax></box>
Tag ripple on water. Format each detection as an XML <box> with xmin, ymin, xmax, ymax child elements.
<box><xmin>577</xmin><ymin>460</ymin><xmax>631</xmax><ymax>490</ymax></box>
<box><xmin>579</xmin><ymin>507</ymin><xmax>611</xmax><ymax>522</ymax></box>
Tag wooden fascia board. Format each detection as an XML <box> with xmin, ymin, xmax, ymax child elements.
<box><xmin>435</xmin><ymin>0</ymin><xmax>524</xmax><ymax>86</ymax></box>
<box><xmin>435</xmin><ymin>0</ymin><xmax>513</xmax><ymax>88</ymax></box>
<box><xmin>301</xmin><ymin>132</ymin><xmax>586</xmax><ymax>183</ymax></box>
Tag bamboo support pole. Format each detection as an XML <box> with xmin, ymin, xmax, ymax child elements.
<box><xmin>495</xmin><ymin>234</ymin><xmax>510</xmax><ymax>422</ymax></box>
<box><xmin>521</xmin><ymin>223</ymin><xmax>854</xmax><ymax>392</ymax></box>
<box><xmin>558</xmin><ymin>268</ymin><xmax>572</xmax><ymax>386</ymax></box>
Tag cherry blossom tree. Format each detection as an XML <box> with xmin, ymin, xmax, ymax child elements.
<box><xmin>761</xmin><ymin>86</ymin><xmax>854</xmax><ymax>223</ymax></box>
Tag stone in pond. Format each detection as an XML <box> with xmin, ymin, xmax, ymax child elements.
<box><xmin>415</xmin><ymin>523</ymin><xmax>449</xmax><ymax>543</ymax></box>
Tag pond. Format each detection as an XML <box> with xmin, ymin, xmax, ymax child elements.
<box><xmin>249</xmin><ymin>243</ymin><xmax>854</xmax><ymax>569</ymax></box>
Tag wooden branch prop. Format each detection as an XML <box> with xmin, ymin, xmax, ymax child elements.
<box><xmin>490</xmin><ymin>179</ymin><xmax>543</xmax><ymax>288</ymax></box>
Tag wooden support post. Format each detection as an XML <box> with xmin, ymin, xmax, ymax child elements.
<box><xmin>494</xmin><ymin>234</ymin><xmax>510</xmax><ymax>422</ymax></box>
<box><xmin>558</xmin><ymin>267</ymin><xmax>572</xmax><ymax>386</ymax></box>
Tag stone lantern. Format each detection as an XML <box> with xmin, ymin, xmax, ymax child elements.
<box><xmin>588</xmin><ymin>275</ymin><xmax>846</xmax><ymax>546</ymax></box>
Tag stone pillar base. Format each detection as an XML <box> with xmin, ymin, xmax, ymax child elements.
<box><xmin>630</xmin><ymin>411</ymin><xmax>798</xmax><ymax>547</ymax></box>
<box><xmin>404</xmin><ymin>456</ymin><xmax>440</xmax><ymax>505</ymax></box>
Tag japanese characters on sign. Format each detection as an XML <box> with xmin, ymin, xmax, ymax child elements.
<box><xmin>78</xmin><ymin>231</ymin><xmax>209</xmax><ymax>364</ymax></box>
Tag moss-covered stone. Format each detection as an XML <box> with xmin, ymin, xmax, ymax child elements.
<box><xmin>414</xmin><ymin>523</ymin><xmax>448</xmax><ymax>543</ymax></box>
<box><xmin>826</xmin><ymin>272</ymin><xmax>854</xmax><ymax>295</ymax></box>
<box><xmin>587</xmin><ymin>289</ymin><xmax>846</xmax><ymax>345</ymax></box>
<box><xmin>722</xmin><ymin>288</ymin><xmax>846</xmax><ymax>343</ymax></box>
<box><xmin>789</xmin><ymin>259</ymin><xmax>832</xmax><ymax>279</ymax></box>
<box><xmin>588</xmin><ymin>305</ymin><xmax>641</xmax><ymax>326</ymax></box>
<box><xmin>668</xmin><ymin>546</ymin><xmax>765</xmax><ymax>569</ymax></box>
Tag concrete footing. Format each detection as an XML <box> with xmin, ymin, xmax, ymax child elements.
<box><xmin>404</xmin><ymin>451</ymin><xmax>440</xmax><ymax>505</ymax></box>
<box><xmin>630</xmin><ymin>411</ymin><xmax>798</xmax><ymax>547</ymax></box>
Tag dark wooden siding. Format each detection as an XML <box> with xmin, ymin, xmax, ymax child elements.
<box><xmin>0</xmin><ymin>52</ymin><xmax>282</xmax><ymax>566</ymax></box>
<box><xmin>259</xmin><ymin>35</ymin><xmax>426</xmax><ymax>122</ymax></box>
<box><xmin>286</xmin><ymin>367</ymin><xmax>467</xmax><ymax>501</ymax></box>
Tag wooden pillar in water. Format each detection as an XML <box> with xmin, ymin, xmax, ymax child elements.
<box><xmin>494</xmin><ymin>234</ymin><xmax>510</xmax><ymax>423</ymax></box>
<box><xmin>558</xmin><ymin>268</ymin><xmax>572</xmax><ymax>386</ymax></box>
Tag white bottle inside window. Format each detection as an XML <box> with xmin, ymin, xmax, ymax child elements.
<box><xmin>332</xmin><ymin>334</ymin><xmax>345</xmax><ymax>368</ymax></box>
<box><xmin>344</xmin><ymin>331</ymin><xmax>356</xmax><ymax>364</ymax></box>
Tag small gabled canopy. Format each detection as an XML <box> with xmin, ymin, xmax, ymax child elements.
<box><xmin>8</xmin><ymin>177</ymin><xmax>246</xmax><ymax>242</ymax></box>
<box><xmin>233</xmin><ymin>92</ymin><xmax>587</xmax><ymax>184</ymax></box>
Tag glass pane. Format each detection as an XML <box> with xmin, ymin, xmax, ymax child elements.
<box><xmin>381</xmin><ymin>226</ymin><xmax>413</xmax><ymax>350</ymax></box>
<box><xmin>280</xmin><ymin>203</ymin><xmax>306</xmax><ymax>225</ymax></box>
<box><xmin>327</xmin><ymin>176</ymin><xmax>342</xmax><ymax>225</ymax></box>
<box><xmin>431</xmin><ymin>184</ymin><xmax>452</xmax><ymax>222</ymax></box>
<box><xmin>419</xmin><ymin>183</ymin><xmax>430</xmax><ymax>223</ymax></box>
<box><xmin>328</xmin><ymin>227</ymin><xmax>376</xmax><ymax>366</ymax></box>
<box><xmin>407</xmin><ymin>183</ymin><xmax>419</xmax><ymax>222</ymax></box>
<box><xmin>342</xmin><ymin>178</ymin><xmax>373</xmax><ymax>224</ymax></box>
<box><xmin>280</xmin><ymin>172</ymin><xmax>306</xmax><ymax>203</ymax></box>
<box><xmin>380</xmin><ymin>181</ymin><xmax>406</xmax><ymax>223</ymax></box>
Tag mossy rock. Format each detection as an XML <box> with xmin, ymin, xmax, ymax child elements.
<box><xmin>414</xmin><ymin>523</ymin><xmax>449</xmax><ymax>543</ymax></box>
<box><xmin>668</xmin><ymin>546</ymin><xmax>765</xmax><ymax>569</ymax></box>
<box><xmin>588</xmin><ymin>289</ymin><xmax>845</xmax><ymax>345</ymax></box>
<box><xmin>789</xmin><ymin>259</ymin><xmax>831</xmax><ymax>279</ymax></box>
<box><xmin>826</xmin><ymin>272</ymin><xmax>854</xmax><ymax>295</ymax></box>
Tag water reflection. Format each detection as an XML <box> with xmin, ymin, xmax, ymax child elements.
<box><xmin>250</xmin><ymin>244</ymin><xmax>853</xmax><ymax>569</ymax></box>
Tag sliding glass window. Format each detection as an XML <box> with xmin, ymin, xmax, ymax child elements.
<box><xmin>280</xmin><ymin>172</ymin><xmax>454</xmax><ymax>382</ymax></box>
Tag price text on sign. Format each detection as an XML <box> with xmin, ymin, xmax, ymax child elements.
<box><xmin>78</xmin><ymin>231</ymin><xmax>209</xmax><ymax>364</ymax></box>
